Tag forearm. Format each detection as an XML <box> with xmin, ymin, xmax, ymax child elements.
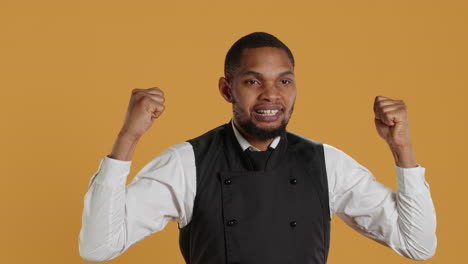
<box><xmin>361</xmin><ymin>166</ymin><xmax>437</xmax><ymax>260</ymax></box>
<box><xmin>394</xmin><ymin>184</ymin><xmax>437</xmax><ymax>260</ymax></box>
<box><xmin>79</xmin><ymin>159</ymin><xmax>131</xmax><ymax>261</ymax></box>
<box><xmin>389</xmin><ymin>142</ymin><xmax>418</xmax><ymax>168</ymax></box>
<box><xmin>386</xmin><ymin>137</ymin><xmax>437</xmax><ymax>258</ymax></box>
<box><xmin>392</xmin><ymin>165</ymin><xmax>437</xmax><ymax>260</ymax></box>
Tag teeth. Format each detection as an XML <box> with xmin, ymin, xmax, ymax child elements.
<box><xmin>257</xmin><ymin>109</ymin><xmax>279</xmax><ymax>115</ymax></box>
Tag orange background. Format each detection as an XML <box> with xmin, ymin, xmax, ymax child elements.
<box><xmin>1</xmin><ymin>0</ymin><xmax>466</xmax><ymax>263</ymax></box>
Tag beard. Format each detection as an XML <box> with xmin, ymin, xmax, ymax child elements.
<box><xmin>237</xmin><ymin>117</ymin><xmax>288</xmax><ymax>141</ymax></box>
<box><xmin>234</xmin><ymin>103</ymin><xmax>294</xmax><ymax>141</ymax></box>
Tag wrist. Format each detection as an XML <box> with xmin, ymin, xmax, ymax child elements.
<box><xmin>109</xmin><ymin>133</ymin><xmax>140</xmax><ymax>161</ymax></box>
<box><xmin>117</xmin><ymin>131</ymin><xmax>141</xmax><ymax>142</ymax></box>
<box><xmin>389</xmin><ymin>143</ymin><xmax>418</xmax><ymax>168</ymax></box>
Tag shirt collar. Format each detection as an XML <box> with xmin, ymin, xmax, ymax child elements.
<box><xmin>231</xmin><ymin>120</ymin><xmax>281</xmax><ymax>152</ymax></box>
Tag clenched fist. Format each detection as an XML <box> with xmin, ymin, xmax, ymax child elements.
<box><xmin>119</xmin><ymin>87</ymin><xmax>165</xmax><ymax>139</ymax></box>
<box><xmin>373</xmin><ymin>95</ymin><xmax>411</xmax><ymax>148</ymax></box>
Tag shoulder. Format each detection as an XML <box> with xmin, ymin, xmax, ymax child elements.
<box><xmin>159</xmin><ymin>123</ymin><xmax>230</xmax><ymax>165</ymax></box>
<box><xmin>286</xmin><ymin>130</ymin><xmax>323</xmax><ymax>147</ymax></box>
<box><xmin>285</xmin><ymin>131</ymin><xmax>351</xmax><ymax>162</ymax></box>
<box><xmin>168</xmin><ymin>141</ymin><xmax>195</xmax><ymax>157</ymax></box>
<box><xmin>134</xmin><ymin>142</ymin><xmax>194</xmax><ymax>176</ymax></box>
<box><xmin>187</xmin><ymin>123</ymin><xmax>227</xmax><ymax>149</ymax></box>
<box><xmin>321</xmin><ymin>142</ymin><xmax>374</xmax><ymax>197</ymax></box>
<box><xmin>322</xmin><ymin>143</ymin><xmax>367</xmax><ymax>173</ymax></box>
<box><xmin>322</xmin><ymin>143</ymin><xmax>347</xmax><ymax>166</ymax></box>
<box><xmin>187</xmin><ymin>123</ymin><xmax>229</xmax><ymax>162</ymax></box>
<box><xmin>285</xmin><ymin>132</ymin><xmax>366</xmax><ymax>175</ymax></box>
<box><xmin>285</xmin><ymin>131</ymin><xmax>324</xmax><ymax>160</ymax></box>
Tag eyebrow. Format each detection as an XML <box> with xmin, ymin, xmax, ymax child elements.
<box><xmin>241</xmin><ymin>70</ymin><xmax>295</xmax><ymax>77</ymax></box>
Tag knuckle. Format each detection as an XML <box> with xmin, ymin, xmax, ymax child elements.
<box><xmin>140</xmin><ymin>95</ymin><xmax>152</xmax><ymax>103</ymax></box>
<box><xmin>134</xmin><ymin>92</ymin><xmax>144</xmax><ymax>99</ymax></box>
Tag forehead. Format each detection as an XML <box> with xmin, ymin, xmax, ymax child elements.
<box><xmin>237</xmin><ymin>47</ymin><xmax>293</xmax><ymax>73</ymax></box>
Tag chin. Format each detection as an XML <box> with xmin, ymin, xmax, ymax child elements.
<box><xmin>255</xmin><ymin>122</ymin><xmax>282</xmax><ymax>131</ymax></box>
<box><xmin>240</xmin><ymin>118</ymin><xmax>288</xmax><ymax>141</ymax></box>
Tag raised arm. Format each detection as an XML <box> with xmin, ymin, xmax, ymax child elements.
<box><xmin>78</xmin><ymin>88</ymin><xmax>194</xmax><ymax>261</ymax></box>
<box><xmin>326</xmin><ymin>96</ymin><xmax>437</xmax><ymax>260</ymax></box>
<box><xmin>78</xmin><ymin>145</ymin><xmax>194</xmax><ymax>261</ymax></box>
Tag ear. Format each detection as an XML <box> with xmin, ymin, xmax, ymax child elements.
<box><xmin>218</xmin><ymin>77</ymin><xmax>233</xmax><ymax>103</ymax></box>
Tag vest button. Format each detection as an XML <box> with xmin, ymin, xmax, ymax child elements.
<box><xmin>227</xmin><ymin>219</ymin><xmax>238</xmax><ymax>226</ymax></box>
<box><xmin>224</xmin><ymin>179</ymin><xmax>232</xmax><ymax>185</ymax></box>
<box><xmin>290</xmin><ymin>178</ymin><xmax>297</xmax><ymax>184</ymax></box>
<box><xmin>290</xmin><ymin>220</ymin><xmax>297</xmax><ymax>227</ymax></box>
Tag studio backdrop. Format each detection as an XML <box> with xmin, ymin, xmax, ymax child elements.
<box><xmin>1</xmin><ymin>0</ymin><xmax>466</xmax><ymax>263</ymax></box>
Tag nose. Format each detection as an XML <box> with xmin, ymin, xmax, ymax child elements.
<box><xmin>259</xmin><ymin>82</ymin><xmax>280</xmax><ymax>102</ymax></box>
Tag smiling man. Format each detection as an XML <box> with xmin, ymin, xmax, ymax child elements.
<box><xmin>221</xmin><ymin>46</ymin><xmax>296</xmax><ymax>150</ymax></box>
<box><xmin>79</xmin><ymin>32</ymin><xmax>437</xmax><ymax>264</ymax></box>
<box><xmin>219</xmin><ymin>47</ymin><xmax>296</xmax><ymax>150</ymax></box>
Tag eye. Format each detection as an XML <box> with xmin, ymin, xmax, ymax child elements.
<box><xmin>245</xmin><ymin>79</ymin><xmax>259</xmax><ymax>85</ymax></box>
<box><xmin>280</xmin><ymin>79</ymin><xmax>291</xmax><ymax>85</ymax></box>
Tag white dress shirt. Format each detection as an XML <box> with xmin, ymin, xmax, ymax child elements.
<box><xmin>79</xmin><ymin>121</ymin><xmax>437</xmax><ymax>262</ymax></box>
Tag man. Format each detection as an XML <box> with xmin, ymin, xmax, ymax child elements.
<box><xmin>79</xmin><ymin>32</ymin><xmax>437</xmax><ymax>263</ymax></box>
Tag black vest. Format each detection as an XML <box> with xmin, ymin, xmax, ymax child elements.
<box><xmin>179</xmin><ymin>122</ymin><xmax>331</xmax><ymax>264</ymax></box>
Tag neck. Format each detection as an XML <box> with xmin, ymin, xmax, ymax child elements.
<box><xmin>233</xmin><ymin>120</ymin><xmax>274</xmax><ymax>151</ymax></box>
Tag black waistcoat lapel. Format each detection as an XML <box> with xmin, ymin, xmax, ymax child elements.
<box><xmin>179</xmin><ymin>121</ymin><xmax>330</xmax><ymax>264</ymax></box>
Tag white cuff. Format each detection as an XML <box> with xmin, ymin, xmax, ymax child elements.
<box><xmin>395</xmin><ymin>164</ymin><xmax>427</xmax><ymax>194</ymax></box>
<box><xmin>88</xmin><ymin>156</ymin><xmax>132</xmax><ymax>189</ymax></box>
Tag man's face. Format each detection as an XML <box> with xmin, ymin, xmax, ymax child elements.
<box><xmin>221</xmin><ymin>47</ymin><xmax>296</xmax><ymax>140</ymax></box>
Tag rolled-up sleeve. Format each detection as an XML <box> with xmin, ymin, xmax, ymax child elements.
<box><xmin>325</xmin><ymin>144</ymin><xmax>437</xmax><ymax>260</ymax></box>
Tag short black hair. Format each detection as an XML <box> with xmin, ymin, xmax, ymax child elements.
<box><xmin>224</xmin><ymin>32</ymin><xmax>295</xmax><ymax>83</ymax></box>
